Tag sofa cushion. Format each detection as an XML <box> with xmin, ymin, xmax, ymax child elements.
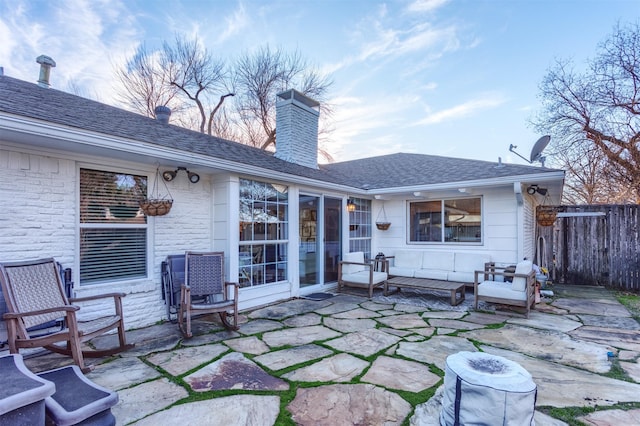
<box><xmin>388</xmin><ymin>266</ymin><xmax>415</xmax><ymax>278</ymax></box>
<box><xmin>421</xmin><ymin>251</ymin><xmax>454</xmax><ymax>271</ymax></box>
<box><xmin>447</xmin><ymin>271</ymin><xmax>475</xmax><ymax>283</ymax></box>
<box><xmin>477</xmin><ymin>281</ymin><xmax>527</xmax><ymax>301</ymax></box>
<box><xmin>512</xmin><ymin>260</ymin><xmax>533</xmax><ymax>292</ymax></box>
<box><xmin>414</xmin><ymin>269</ymin><xmax>449</xmax><ymax>281</ymax></box>
<box><xmin>342</xmin><ymin>252</ymin><xmax>366</xmax><ymax>275</ymax></box>
<box><xmin>454</xmin><ymin>253</ymin><xmax>491</xmax><ymax>273</ymax></box>
<box><xmin>342</xmin><ymin>271</ymin><xmax>387</xmax><ymax>285</ymax></box>
<box><xmin>393</xmin><ymin>250</ymin><xmax>423</xmax><ymax>269</ymax></box>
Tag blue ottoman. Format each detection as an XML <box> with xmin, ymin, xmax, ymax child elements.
<box><xmin>38</xmin><ymin>365</ymin><xmax>118</xmax><ymax>426</ymax></box>
<box><xmin>0</xmin><ymin>354</ymin><xmax>56</xmax><ymax>426</ymax></box>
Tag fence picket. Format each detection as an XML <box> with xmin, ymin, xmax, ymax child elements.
<box><xmin>537</xmin><ymin>205</ymin><xmax>640</xmax><ymax>291</ymax></box>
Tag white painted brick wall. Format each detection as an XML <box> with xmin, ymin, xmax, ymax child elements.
<box><xmin>275</xmin><ymin>97</ymin><xmax>319</xmax><ymax>169</ymax></box>
<box><xmin>0</xmin><ymin>146</ymin><xmax>218</xmax><ymax>341</ymax></box>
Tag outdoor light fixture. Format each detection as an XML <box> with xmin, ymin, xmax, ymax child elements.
<box><xmin>526</xmin><ymin>185</ymin><xmax>547</xmax><ymax>196</ymax></box>
<box><xmin>346</xmin><ymin>199</ymin><xmax>357</xmax><ymax>212</ymax></box>
<box><xmin>162</xmin><ymin>167</ymin><xmax>200</xmax><ymax>183</ymax></box>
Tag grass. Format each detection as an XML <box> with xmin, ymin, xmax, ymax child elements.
<box><xmin>616</xmin><ymin>292</ymin><xmax>640</xmax><ymax>321</ymax></box>
<box><xmin>541</xmin><ymin>402</ymin><xmax>640</xmax><ymax>426</ymax></box>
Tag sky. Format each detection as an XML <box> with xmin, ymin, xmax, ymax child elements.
<box><xmin>1</xmin><ymin>0</ymin><xmax>638</xmax><ymax>165</ymax></box>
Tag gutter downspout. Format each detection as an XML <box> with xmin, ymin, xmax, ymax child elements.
<box><xmin>514</xmin><ymin>182</ymin><xmax>524</xmax><ymax>261</ymax></box>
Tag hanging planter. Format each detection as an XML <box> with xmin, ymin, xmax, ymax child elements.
<box><xmin>140</xmin><ymin>167</ymin><xmax>173</xmax><ymax>216</ymax></box>
<box><xmin>375</xmin><ymin>202</ymin><xmax>391</xmax><ymax>230</ymax></box>
<box><xmin>536</xmin><ymin>205</ymin><xmax>557</xmax><ymax>226</ymax></box>
<box><xmin>535</xmin><ymin>193</ymin><xmax>557</xmax><ymax>226</ymax></box>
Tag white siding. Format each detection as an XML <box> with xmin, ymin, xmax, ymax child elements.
<box><xmin>522</xmin><ymin>193</ymin><xmax>536</xmax><ymax>262</ymax></box>
<box><xmin>374</xmin><ymin>187</ymin><xmax>522</xmax><ymax>265</ymax></box>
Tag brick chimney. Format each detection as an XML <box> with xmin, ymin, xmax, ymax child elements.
<box><xmin>275</xmin><ymin>89</ymin><xmax>320</xmax><ymax>169</ymax></box>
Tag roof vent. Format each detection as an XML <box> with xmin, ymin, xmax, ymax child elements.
<box><xmin>36</xmin><ymin>55</ymin><xmax>56</xmax><ymax>88</ymax></box>
<box><xmin>154</xmin><ymin>106</ymin><xmax>171</xmax><ymax>124</ymax></box>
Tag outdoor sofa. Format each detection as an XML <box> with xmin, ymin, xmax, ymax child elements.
<box><xmin>387</xmin><ymin>250</ymin><xmax>491</xmax><ymax>284</ymax></box>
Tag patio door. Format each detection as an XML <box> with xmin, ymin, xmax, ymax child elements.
<box><xmin>299</xmin><ymin>195</ymin><xmax>342</xmax><ymax>289</ymax></box>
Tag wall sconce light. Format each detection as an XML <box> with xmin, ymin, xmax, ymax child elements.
<box><xmin>346</xmin><ymin>199</ymin><xmax>357</xmax><ymax>212</ymax></box>
<box><xmin>526</xmin><ymin>185</ymin><xmax>547</xmax><ymax>196</ymax></box>
<box><xmin>162</xmin><ymin>167</ymin><xmax>200</xmax><ymax>183</ymax></box>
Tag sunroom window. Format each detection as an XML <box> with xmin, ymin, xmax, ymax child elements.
<box><xmin>239</xmin><ymin>179</ymin><xmax>288</xmax><ymax>287</ymax></box>
<box><xmin>409</xmin><ymin>198</ymin><xmax>482</xmax><ymax>243</ymax></box>
<box><xmin>348</xmin><ymin>198</ymin><xmax>372</xmax><ymax>259</ymax></box>
<box><xmin>79</xmin><ymin>168</ymin><xmax>148</xmax><ymax>285</ymax></box>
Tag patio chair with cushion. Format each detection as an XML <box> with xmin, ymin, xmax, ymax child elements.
<box><xmin>178</xmin><ymin>251</ymin><xmax>239</xmax><ymax>338</ymax></box>
<box><xmin>474</xmin><ymin>260</ymin><xmax>536</xmax><ymax>318</ymax></box>
<box><xmin>0</xmin><ymin>258</ymin><xmax>133</xmax><ymax>372</ymax></box>
<box><xmin>338</xmin><ymin>251</ymin><xmax>388</xmax><ymax>298</ymax></box>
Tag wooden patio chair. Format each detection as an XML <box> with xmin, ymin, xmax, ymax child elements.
<box><xmin>0</xmin><ymin>258</ymin><xmax>133</xmax><ymax>372</ymax></box>
<box><xmin>178</xmin><ymin>251</ymin><xmax>239</xmax><ymax>338</ymax></box>
<box><xmin>338</xmin><ymin>251</ymin><xmax>388</xmax><ymax>298</ymax></box>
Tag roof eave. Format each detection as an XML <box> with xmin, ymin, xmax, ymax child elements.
<box><xmin>0</xmin><ymin>113</ymin><xmax>359</xmax><ymax>193</ymax></box>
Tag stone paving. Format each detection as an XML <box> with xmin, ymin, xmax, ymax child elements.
<box><xmin>11</xmin><ymin>284</ymin><xmax>640</xmax><ymax>425</ymax></box>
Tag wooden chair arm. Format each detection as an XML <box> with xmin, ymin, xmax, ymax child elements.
<box><xmin>3</xmin><ymin>305</ymin><xmax>80</xmax><ymax>320</ymax></box>
<box><xmin>339</xmin><ymin>260</ymin><xmax>374</xmax><ymax>268</ymax></box>
<box><xmin>70</xmin><ymin>292</ymin><xmax>126</xmax><ymax>303</ymax></box>
<box><xmin>224</xmin><ymin>281</ymin><xmax>239</xmax><ymax>300</ymax></box>
<box><xmin>474</xmin><ymin>270</ymin><xmax>536</xmax><ymax>285</ymax></box>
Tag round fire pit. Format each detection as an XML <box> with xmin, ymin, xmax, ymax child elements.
<box><xmin>440</xmin><ymin>351</ymin><xmax>537</xmax><ymax>426</ymax></box>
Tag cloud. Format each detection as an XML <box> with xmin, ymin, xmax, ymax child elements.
<box><xmin>415</xmin><ymin>94</ymin><xmax>507</xmax><ymax>126</ymax></box>
<box><xmin>216</xmin><ymin>2</ymin><xmax>249</xmax><ymax>44</ymax></box>
<box><xmin>1</xmin><ymin>0</ymin><xmax>146</xmax><ymax>105</ymax></box>
<box><xmin>407</xmin><ymin>0</ymin><xmax>452</xmax><ymax>13</ymax></box>
<box><xmin>326</xmin><ymin>94</ymin><xmax>419</xmax><ymax>161</ymax></box>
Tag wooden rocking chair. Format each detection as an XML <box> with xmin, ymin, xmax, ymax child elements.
<box><xmin>0</xmin><ymin>258</ymin><xmax>133</xmax><ymax>372</ymax></box>
<box><xmin>178</xmin><ymin>251</ymin><xmax>239</xmax><ymax>338</ymax></box>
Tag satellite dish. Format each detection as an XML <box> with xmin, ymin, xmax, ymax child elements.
<box><xmin>508</xmin><ymin>135</ymin><xmax>551</xmax><ymax>167</ymax></box>
<box><xmin>530</xmin><ymin>135</ymin><xmax>551</xmax><ymax>163</ymax></box>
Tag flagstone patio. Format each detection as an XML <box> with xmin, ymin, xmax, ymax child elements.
<box><xmin>9</xmin><ymin>284</ymin><xmax>640</xmax><ymax>425</ymax></box>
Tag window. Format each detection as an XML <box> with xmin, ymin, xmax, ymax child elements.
<box><xmin>79</xmin><ymin>168</ymin><xmax>148</xmax><ymax>285</ymax></box>
<box><xmin>239</xmin><ymin>179</ymin><xmax>288</xmax><ymax>287</ymax></box>
<box><xmin>409</xmin><ymin>198</ymin><xmax>482</xmax><ymax>243</ymax></box>
<box><xmin>348</xmin><ymin>198</ymin><xmax>372</xmax><ymax>259</ymax></box>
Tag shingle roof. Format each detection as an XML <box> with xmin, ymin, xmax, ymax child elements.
<box><xmin>323</xmin><ymin>153</ymin><xmax>557</xmax><ymax>190</ymax></box>
<box><xmin>0</xmin><ymin>75</ymin><xmax>560</xmax><ymax>191</ymax></box>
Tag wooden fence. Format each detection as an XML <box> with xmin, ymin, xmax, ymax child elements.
<box><xmin>536</xmin><ymin>204</ymin><xmax>640</xmax><ymax>291</ymax></box>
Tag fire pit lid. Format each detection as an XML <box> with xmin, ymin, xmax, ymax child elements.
<box><xmin>446</xmin><ymin>351</ymin><xmax>535</xmax><ymax>392</ymax></box>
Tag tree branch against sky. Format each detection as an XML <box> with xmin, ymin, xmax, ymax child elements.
<box><xmin>533</xmin><ymin>22</ymin><xmax>640</xmax><ymax>203</ymax></box>
<box><xmin>233</xmin><ymin>46</ymin><xmax>333</xmax><ymax>152</ymax></box>
<box><xmin>161</xmin><ymin>36</ymin><xmax>231</xmax><ymax>134</ymax></box>
<box><xmin>116</xmin><ymin>41</ymin><xmax>333</xmax><ymax>159</ymax></box>
<box><xmin>116</xmin><ymin>36</ymin><xmax>233</xmax><ymax>135</ymax></box>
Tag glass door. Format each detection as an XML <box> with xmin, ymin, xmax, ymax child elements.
<box><xmin>298</xmin><ymin>195</ymin><xmax>342</xmax><ymax>288</ymax></box>
<box><xmin>299</xmin><ymin>195</ymin><xmax>319</xmax><ymax>287</ymax></box>
<box><xmin>323</xmin><ymin>197</ymin><xmax>342</xmax><ymax>283</ymax></box>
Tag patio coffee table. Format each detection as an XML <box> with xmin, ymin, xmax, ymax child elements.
<box><xmin>384</xmin><ymin>276</ymin><xmax>466</xmax><ymax>306</ymax></box>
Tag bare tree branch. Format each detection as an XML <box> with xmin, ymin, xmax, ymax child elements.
<box><xmin>234</xmin><ymin>46</ymin><xmax>333</xmax><ymax>150</ymax></box>
<box><xmin>115</xmin><ymin>40</ymin><xmax>335</xmax><ymax>158</ymax></box>
<box><xmin>532</xmin><ymin>22</ymin><xmax>640</xmax><ymax>203</ymax></box>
